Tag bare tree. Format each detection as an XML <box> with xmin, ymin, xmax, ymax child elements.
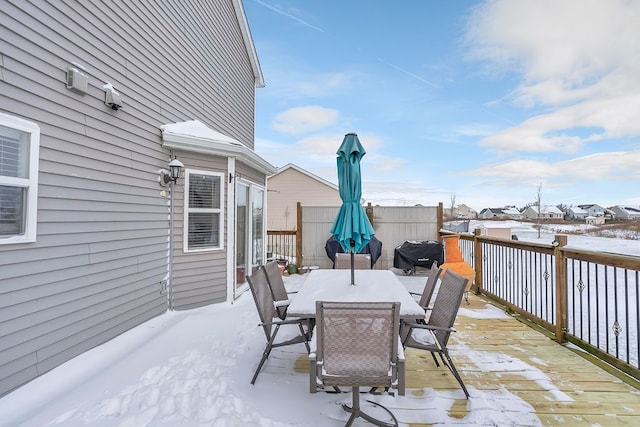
<box><xmin>449</xmin><ymin>193</ymin><xmax>457</xmax><ymax>219</ymax></box>
<box><xmin>535</xmin><ymin>182</ymin><xmax>542</xmax><ymax>238</ymax></box>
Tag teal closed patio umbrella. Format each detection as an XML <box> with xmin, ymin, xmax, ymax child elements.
<box><xmin>329</xmin><ymin>133</ymin><xmax>375</xmax><ymax>285</ymax></box>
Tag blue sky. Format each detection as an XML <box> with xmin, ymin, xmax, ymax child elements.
<box><xmin>244</xmin><ymin>0</ymin><xmax>640</xmax><ymax>211</ymax></box>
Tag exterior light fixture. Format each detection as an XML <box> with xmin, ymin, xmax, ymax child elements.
<box><xmin>160</xmin><ymin>157</ymin><xmax>184</xmax><ymax>186</ymax></box>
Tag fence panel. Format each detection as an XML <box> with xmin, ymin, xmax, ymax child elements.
<box><xmin>481</xmin><ymin>240</ymin><xmax>556</xmax><ymax>327</ymax></box>
<box><xmin>564</xmin><ymin>250</ymin><xmax>639</xmax><ymax>372</ymax></box>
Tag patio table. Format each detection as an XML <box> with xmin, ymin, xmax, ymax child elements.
<box><xmin>287</xmin><ymin>269</ymin><xmax>424</xmax><ymax>319</ymax></box>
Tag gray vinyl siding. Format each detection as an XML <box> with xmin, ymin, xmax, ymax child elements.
<box><xmin>1</xmin><ymin>0</ymin><xmax>259</xmax><ymax>396</ymax></box>
<box><xmin>170</xmin><ymin>151</ymin><xmax>228</xmax><ymax>310</ymax></box>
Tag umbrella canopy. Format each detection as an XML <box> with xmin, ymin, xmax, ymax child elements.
<box><xmin>329</xmin><ymin>133</ymin><xmax>375</xmax><ymax>254</ymax></box>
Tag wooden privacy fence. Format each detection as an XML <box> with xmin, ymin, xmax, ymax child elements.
<box><xmin>446</xmin><ymin>229</ymin><xmax>640</xmax><ymax>381</ymax></box>
<box><xmin>267</xmin><ymin>202</ymin><xmax>444</xmax><ymax>269</ymax></box>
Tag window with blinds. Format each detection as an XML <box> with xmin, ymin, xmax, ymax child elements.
<box><xmin>0</xmin><ymin>115</ymin><xmax>39</xmax><ymax>243</ymax></box>
<box><xmin>184</xmin><ymin>171</ymin><xmax>223</xmax><ymax>251</ymax></box>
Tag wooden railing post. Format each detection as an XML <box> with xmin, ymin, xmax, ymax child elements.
<box><xmin>554</xmin><ymin>234</ymin><xmax>568</xmax><ymax>344</ymax></box>
<box><xmin>365</xmin><ymin>202</ymin><xmax>374</xmax><ymax>227</ymax></box>
<box><xmin>437</xmin><ymin>202</ymin><xmax>443</xmax><ymax>242</ymax></box>
<box><xmin>296</xmin><ymin>202</ymin><xmax>303</xmax><ymax>267</ymax></box>
<box><xmin>473</xmin><ymin>228</ymin><xmax>483</xmax><ymax>294</ymax></box>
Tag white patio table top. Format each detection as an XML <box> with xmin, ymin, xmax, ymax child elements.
<box><xmin>286</xmin><ymin>269</ymin><xmax>424</xmax><ymax>319</ymax></box>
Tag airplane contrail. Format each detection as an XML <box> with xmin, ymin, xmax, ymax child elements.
<box><xmin>254</xmin><ymin>0</ymin><xmax>324</xmax><ymax>33</ymax></box>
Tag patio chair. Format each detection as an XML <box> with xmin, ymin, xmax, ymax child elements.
<box><xmin>247</xmin><ymin>266</ymin><xmax>310</xmax><ymax>385</ymax></box>
<box><xmin>263</xmin><ymin>260</ymin><xmax>296</xmax><ymax>320</ymax></box>
<box><xmin>334</xmin><ymin>252</ymin><xmax>371</xmax><ymax>270</ymax></box>
<box><xmin>400</xmin><ymin>269</ymin><xmax>470</xmax><ymax>398</ymax></box>
<box><xmin>402</xmin><ymin>263</ymin><xmax>442</xmax><ymax>366</ymax></box>
<box><xmin>409</xmin><ymin>262</ymin><xmax>442</xmax><ymax>315</ymax></box>
<box><xmin>310</xmin><ymin>301</ymin><xmax>404</xmax><ymax>427</ymax></box>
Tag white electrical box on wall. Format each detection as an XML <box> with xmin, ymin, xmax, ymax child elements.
<box><xmin>66</xmin><ymin>67</ymin><xmax>88</xmax><ymax>94</ymax></box>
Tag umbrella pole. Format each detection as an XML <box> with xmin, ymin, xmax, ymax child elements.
<box><xmin>350</xmin><ymin>239</ymin><xmax>355</xmax><ymax>286</ymax></box>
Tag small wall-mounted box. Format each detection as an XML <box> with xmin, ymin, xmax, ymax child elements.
<box><xmin>66</xmin><ymin>67</ymin><xmax>88</xmax><ymax>94</ymax></box>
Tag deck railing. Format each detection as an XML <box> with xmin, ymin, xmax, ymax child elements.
<box><xmin>444</xmin><ymin>229</ymin><xmax>640</xmax><ymax>380</ymax></box>
<box><xmin>266</xmin><ymin>230</ymin><xmax>298</xmax><ymax>265</ymax></box>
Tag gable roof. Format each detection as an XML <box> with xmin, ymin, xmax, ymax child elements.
<box><xmin>231</xmin><ymin>0</ymin><xmax>264</xmax><ymax>88</ymax></box>
<box><xmin>615</xmin><ymin>205</ymin><xmax>640</xmax><ymax>214</ymax></box>
<box><xmin>577</xmin><ymin>204</ymin><xmax>604</xmax><ymax>210</ymax></box>
<box><xmin>529</xmin><ymin>205</ymin><xmax>563</xmax><ymax>214</ymax></box>
<box><xmin>269</xmin><ymin>163</ymin><xmax>338</xmax><ymax>191</ymax></box>
<box><xmin>569</xmin><ymin>206</ymin><xmax>588</xmax><ymax>214</ymax></box>
<box><xmin>502</xmin><ymin>207</ymin><xmax>521</xmax><ymax>215</ymax></box>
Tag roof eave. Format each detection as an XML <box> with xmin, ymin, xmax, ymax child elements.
<box><xmin>162</xmin><ymin>131</ymin><xmax>276</xmax><ymax>176</ymax></box>
<box><xmin>232</xmin><ymin>0</ymin><xmax>265</xmax><ymax>88</ymax></box>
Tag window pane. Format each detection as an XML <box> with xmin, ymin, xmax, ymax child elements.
<box><xmin>189</xmin><ymin>174</ymin><xmax>220</xmax><ymax>209</ymax></box>
<box><xmin>236</xmin><ymin>184</ymin><xmax>249</xmax><ymax>266</ymax></box>
<box><xmin>188</xmin><ymin>212</ymin><xmax>220</xmax><ymax>249</ymax></box>
<box><xmin>0</xmin><ymin>125</ymin><xmax>30</xmax><ymax>178</ymax></box>
<box><xmin>252</xmin><ymin>188</ymin><xmax>264</xmax><ymax>265</ymax></box>
<box><xmin>0</xmin><ymin>185</ymin><xmax>25</xmax><ymax>236</ymax></box>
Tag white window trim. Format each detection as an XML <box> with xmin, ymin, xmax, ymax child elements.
<box><xmin>183</xmin><ymin>168</ymin><xmax>224</xmax><ymax>253</ymax></box>
<box><xmin>0</xmin><ymin>113</ymin><xmax>40</xmax><ymax>245</ymax></box>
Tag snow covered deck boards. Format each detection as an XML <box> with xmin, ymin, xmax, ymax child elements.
<box><xmin>294</xmin><ymin>291</ymin><xmax>640</xmax><ymax>425</ymax></box>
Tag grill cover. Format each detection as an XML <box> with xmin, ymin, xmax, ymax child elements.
<box><xmin>393</xmin><ymin>240</ymin><xmax>444</xmax><ymax>271</ymax></box>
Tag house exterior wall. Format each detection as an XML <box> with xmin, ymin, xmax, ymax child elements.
<box><xmin>567</xmin><ymin>207</ymin><xmax>588</xmax><ymax>220</ymax></box>
<box><xmin>457</xmin><ymin>204</ymin><xmax>477</xmax><ymax>219</ymax></box>
<box><xmin>479</xmin><ymin>208</ymin><xmax>505</xmax><ymax>219</ymax></box>
<box><xmin>0</xmin><ymin>0</ymin><xmax>262</xmax><ymax>396</ymax></box>
<box><xmin>170</xmin><ymin>152</ymin><xmax>228</xmax><ymax>310</ymax></box>
<box><xmin>522</xmin><ymin>206</ymin><xmax>563</xmax><ymax>220</ymax></box>
<box><xmin>579</xmin><ymin>204</ymin><xmax>606</xmax><ymax>217</ymax></box>
<box><xmin>267</xmin><ymin>168</ymin><xmax>341</xmax><ymax>230</ymax></box>
<box><xmin>610</xmin><ymin>205</ymin><xmax>640</xmax><ymax>220</ymax></box>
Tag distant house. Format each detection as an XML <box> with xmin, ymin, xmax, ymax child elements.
<box><xmin>478</xmin><ymin>207</ymin><xmax>520</xmax><ymax>220</ymax></box>
<box><xmin>456</xmin><ymin>204</ymin><xmax>477</xmax><ymax>219</ymax></box>
<box><xmin>567</xmin><ymin>206</ymin><xmax>588</xmax><ymax>220</ymax></box>
<box><xmin>585</xmin><ymin>215</ymin><xmax>605</xmax><ymax>225</ymax></box>
<box><xmin>578</xmin><ymin>204</ymin><xmax>606</xmax><ymax>217</ymax></box>
<box><xmin>522</xmin><ymin>205</ymin><xmax>564</xmax><ymax>220</ymax></box>
<box><xmin>478</xmin><ymin>208</ymin><xmax>507</xmax><ymax>219</ymax></box>
<box><xmin>267</xmin><ymin>163</ymin><xmax>341</xmax><ymax>230</ymax></box>
<box><xmin>609</xmin><ymin>205</ymin><xmax>640</xmax><ymax>220</ymax></box>
<box><xmin>0</xmin><ymin>0</ymin><xmax>275</xmax><ymax>397</ymax></box>
<box><xmin>502</xmin><ymin>206</ymin><xmax>523</xmax><ymax>220</ymax></box>
<box><xmin>444</xmin><ymin>203</ymin><xmax>477</xmax><ymax>219</ymax></box>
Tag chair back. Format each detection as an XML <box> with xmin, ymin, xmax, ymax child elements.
<box><xmin>263</xmin><ymin>260</ymin><xmax>289</xmax><ymax>319</ymax></box>
<box><xmin>315</xmin><ymin>301</ymin><xmax>400</xmax><ymax>388</ymax></box>
<box><xmin>417</xmin><ymin>263</ymin><xmax>442</xmax><ymax>310</ymax></box>
<box><xmin>334</xmin><ymin>253</ymin><xmax>371</xmax><ymax>270</ymax></box>
<box><xmin>427</xmin><ymin>270</ymin><xmax>468</xmax><ymax>347</ymax></box>
<box><xmin>246</xmin><ymin>267</ymin><xmax>276</xmax><ymax>341</ymax></box>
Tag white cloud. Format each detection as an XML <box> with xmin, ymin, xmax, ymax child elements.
<box><xmin>465</xmin><ymin>150</ymin><xmax>640</xmax><ymax>183</ymax></box>
<box><xmin>465</xmin><ymin>0</ymin><xmax>640</xmax><ymax>154</ymax></box>
<box><xmin>271</xmin><ymin>106</ymin><xmax>339</xmax><ymax>135</ymax></box>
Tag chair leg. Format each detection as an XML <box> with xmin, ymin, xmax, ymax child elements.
<box><xmin>298</xmin><ymin>323</ymin><xmax>310</xmax><ymax>353</ymax></box>
<box><xmin>342</xmin><ymin>387</ymin><xmax>398</xmax><ymax>427</ymax></box>
<box><xmin>430</xmin><ymin>351</ymin><xmax>440</xmax><ymax>367</ymax></box>
<box><xmin>250</xmin><ymin>325</ymin><xmax>279</xmax><ymax>385</ymax></box>
<box><xmin>441</xmin><ymin>350</ymin><xmax>470</xmax><ymax>398</ymax></box>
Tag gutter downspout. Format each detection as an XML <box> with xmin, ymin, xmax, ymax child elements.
<box><xmin>168</xmin><ymin>178</ymin><xmax>176</xmax><ymax>311</ymax></box>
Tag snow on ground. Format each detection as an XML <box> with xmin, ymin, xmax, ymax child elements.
<box><xmin>1</xmin><ymin>228</ymin><xmax>637</xmax><ymax>426</ymax></box>
<box><xmin>0</xmin><ymin>272</ymin><xmax>559</xmax><ymax>427</ymax></box>
<box><xmin>468</xmin><ymin>220</ymin><xmax>640</xmax><ymax>256</ymax></box>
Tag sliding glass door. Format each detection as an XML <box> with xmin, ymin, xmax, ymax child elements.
<box><xmin>234</xmin><ymin>181</ymin><xmax>265</xmax><ymax>297</ymax></box>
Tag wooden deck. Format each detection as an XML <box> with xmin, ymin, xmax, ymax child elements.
<box><xmin>295</xmin><ymin>292</ymin><xmax>640</xmax><ymax>425</ymax></box>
